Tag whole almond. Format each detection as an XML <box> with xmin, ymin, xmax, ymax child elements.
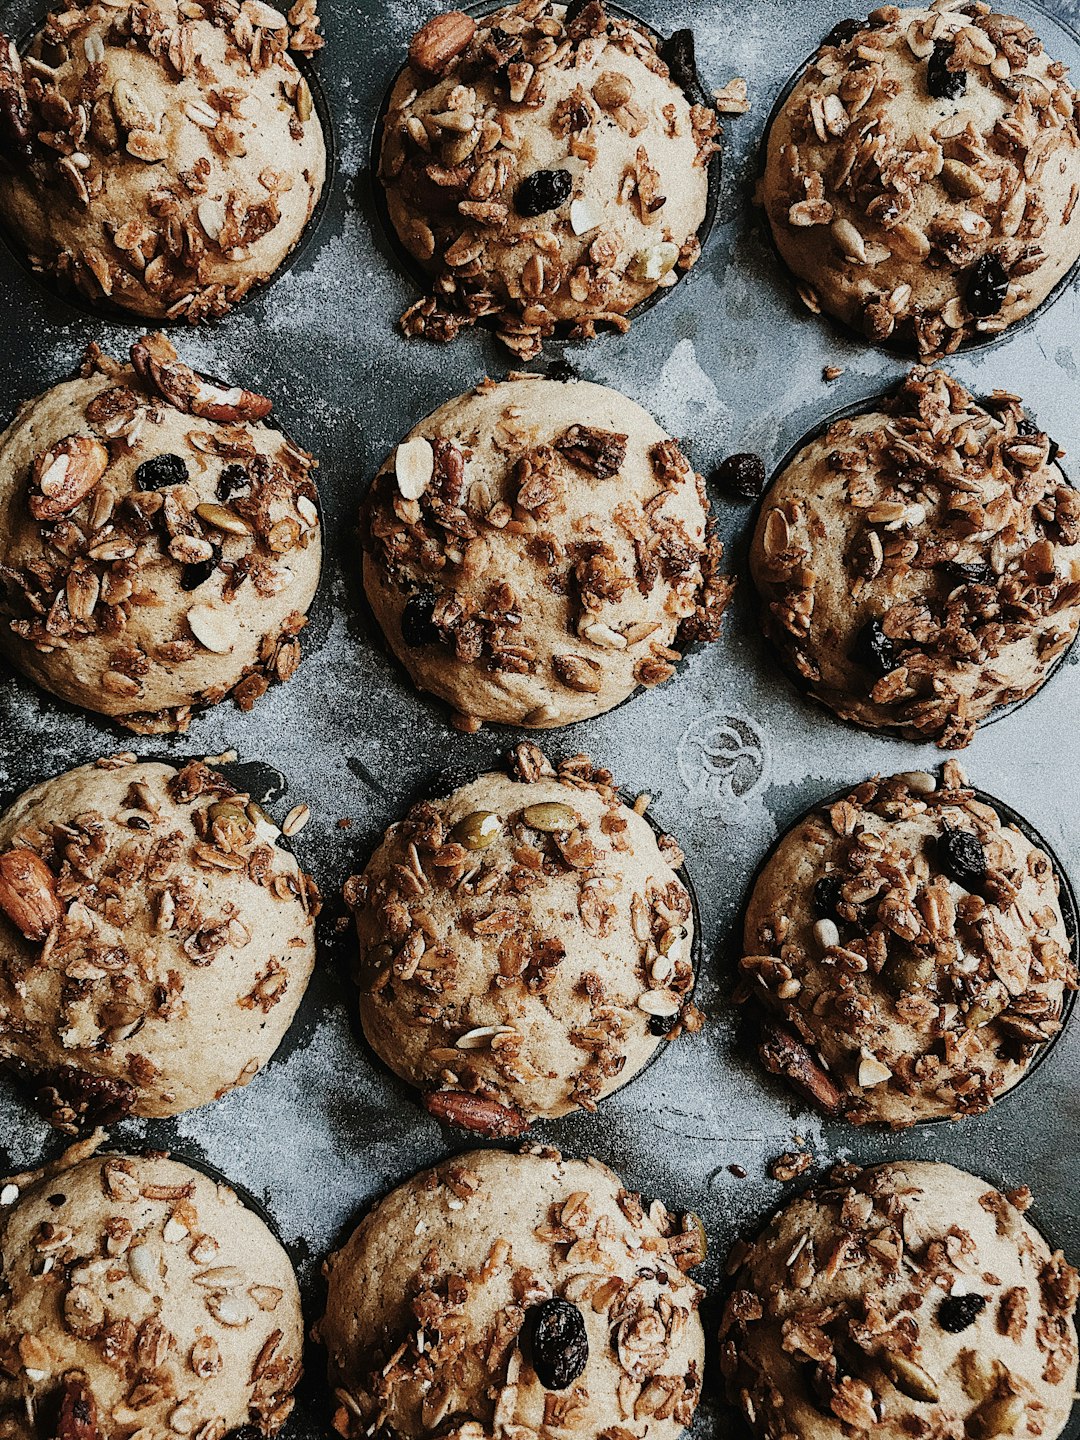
<box><xmin>408</xmin><ymin>11</ymin><xmax>476</xmax><ymax>78</ymax></box>
<box><xmin>29</xmin><ymin>436</ymin><xmax>109</xmax><ymax>522</ymax></box>
<box><xmin>0</xmin><ymin>847</ymin><xmax>63</xmax><ymax>941</ymax></box>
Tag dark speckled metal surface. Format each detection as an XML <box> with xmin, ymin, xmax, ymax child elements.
<box><xmin>0</xmin><ymin>0</ymin><xmax>1078</xmax><ymax>1435</ymax></box>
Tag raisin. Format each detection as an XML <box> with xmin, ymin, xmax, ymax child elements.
<box><xmin>649</xmin><ymin>1012</ymin><xmax>679</xmax><ymax>1036</ymax></box>
<box><xmin>851</xmin><ymin>618</ymin><xmax>897</xmax><ymax>678</ymax></box>
<box><xmin>217</xmin><ymin>463</ymin><xmax>250</xmax><ymax>500</ymax></box>
<box><xmin>824</xmin><ymin>18</ymin><xmax>862</xmax><ymax>46</ymax></box>
<box><xmin>940</xmin><ymin>559</ymin><xmax>994</xmax><ymax>588</ymax></box>
<box><xmin>714</xmin><ymin>452</ymin><xmax>766</xmax><ymax>501</ymax></box>
<box><xmin>966</xmin><ymin>253</ymin><xmax>1009</xmax><ymax>318</ymax></box>
<box><xmin>938</xmin><ymin>826</ymin><xmax>986</xmax><ymax>890</ymax></box>
<box><xmin>659</xmin><ymin>29</ymin><xmax>698</xmax><ymax>95</ymax></box>
<box><xmin>529</xmin><ymin>1298</ymin><xmax>589</xmax><ymax>1390</ymax></box>
<box><xmin>180</xmin><ymin>546</ymin><xmax>222</xmax><ymax>592</ymax></box>
<box><xmin>515</xmin><ymin>168</ymin><xmax>572</xmax><ymax>217</ymax></box>
<box><xmin>927</xmin><ymin>39</ymin><xmax>966</xmax><ymax>100</ymax></box>
<box><xmin>937</xmin><ymin>1293</ymin><xmax>986</xmax><ymax>1332</ymax></box>
<box><xmin>813</xmin><ymin>875</ymin><xmax>844</xmax><ymax>922</ymax></box>
<box><xmin>400</xmin><ymin>589</ymin><xmax>441</xmax><ymax>648</ymax></box>
<box><xmin>135</xmin><ymin>453</ymin><xmax>188</xmax><ymax>490</ymax></box>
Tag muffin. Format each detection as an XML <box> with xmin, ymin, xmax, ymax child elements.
<box><xmin>381</xmin><ymin>0</ymin><xmax>718</xmax><ymax>357</ymax></box>
<box><xmin>345</xmin><ymin>743</ymin><xmax>699</xmax><ymax>1133</ymax></box>
<box><xmin>0</xmin><ymin>1145</ymin><xmax>303</xmax><ymax>1440</ymax></box>
<box><xmin>720</xmin><ymin>1160</ymin><xmax>1079</xmax><ymax>1440</ymax></box>
<box><xmin>0</xmin><ymin>755</ymin><xmax>319</xmax><ymax>1129</ymax></box>
<box><xmin>739</xmin><ymin>762</ymin><xmax>1075</xmax><ymax>1127</ymax></box>
<box><xmin>0</xmin><ymin>0</ymin><xmax>326</xmax><ymax>321</ymax></box>
<box><xmin>761</xmin><ymin>6</ymin><xmax>1080</xmax><ymax>355</ymax></box>
<box><xmin>0</xmin><ymin>333</ymin><xmax>322</xmax><ymax>733</ymax></box>
<box><xmin>362</xmin><ymin>375</ymin><xmax>732</xmax><ymax>731</ymax></box>
<box><xmin>749</xmin><ymin>367</ymin><xmax>1080</xmax><ymax>748</ymax></box>
<box><xmin>318</xmin><ymin>1147</ymin><xmax>706</xmax><ymax>1440</ymax></box>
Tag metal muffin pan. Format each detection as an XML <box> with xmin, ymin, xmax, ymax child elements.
<box><xmin>1</xmin><ymin>0</ymin><xmax>1079</xmax><ymax>1437</ymax></box>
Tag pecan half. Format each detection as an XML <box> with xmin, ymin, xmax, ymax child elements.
<box><xmin>423</xmin><ymin>1088</ymin><xmax>528</xmax><ymax>1137</ymax></box>
<box><xmin>28</xmin><ymin>436</ymin><xmax>109</xmax><ymax>522</ymax></box>
<box><xmin>57</xmin><ymin>1374</ymin><xmax>101</xmax><ymax>1440</ymax></box>
<box><xmin>759</xmin><ymin>1020</ymin><xmax>845</xmax><ymax>1116</ymax></box>
<box><xmin>408</xmin><ymin>11</ymin><xmax>476</xmax><ymax>78</ymax></box>
<box><xmin>35</xmin><ymin>1065</ymin><xmax>137</xmax><ymax>1130</ymax></box>
<box><xmin>556</xmin><ymin>426</ymin><xmax>628</xmax><ymax>480</ymax></box>
<box><xmin>0</xmin><ymin>847</ymin><xmax>62</xmax><ymax>941</ymax></box>
<box><xmin>131</xmin><ymin>334</ymin><xmax>272</xmax><ymax>423</ymax></box>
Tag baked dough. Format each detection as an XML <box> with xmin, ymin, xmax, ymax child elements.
<box><xmin>761</xmin><ymin>6</ymin><xmax>1080</xmax><ymax>354</ymax></box>
<box><xmin>381</xmin><ymin>0</ymin><xmax>717</xmax><ymax>356</ymax></box>
<box><xmin>0</xmin><ymin>756</ymin><xmax>318</xmax><ymax>1128</ymax></box>
<box><xmin>347</xmin><ymin>744</ymin><xmax>699</xmax><ymax>1130</ymax></box>
<box><xmin>739</xmin><ymin>762</ymin><xmax>1075</xmax><ymax>1126</ymax></box>
<box><xmin>0</xmin><ymin>334</ymin><xmax>322</xmax><ymax>733</ymax></box>
<box><xmin>319</xmin><ymin>1146</ymin><xmax>706</xmax><ymax>1440</ymax></box>
<box><xmin>0</xmin><ymin>0</ymin><xmax>326</xmax><ymax>321</ymax></box>
<box><xmin>362</xmin><ymin>375</ymin><xmax>731</xmax><ymax>730</ymax></box>
<box><xmin>720</xmin><ymin>1160</ymin><xmax>1079</xmax><ymax>1440</ymax></box>
<box><xmin>0</xmin><ymin>1143</ymin><xmax>303</xmax><ymax>1440</ymax></box>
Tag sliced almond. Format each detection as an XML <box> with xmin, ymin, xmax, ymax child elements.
<box><xmin>857</xmin><ymin>1049</ymin><xmax>892</xmax><ymax>1087</ymax></box>
<box><xmin>395</xmin><ymin>437</ymin><xmax>435</xmax><ymax>500</ymax></box>
<box><xmin>187</xmin><ymin>605</ymin><xmax>234</xmax><ymax>654</ymax></box>
<box><xmin>637</xmin><ymin>988</ymin><xmax>681</xmax><ymax>1017</ymax></box>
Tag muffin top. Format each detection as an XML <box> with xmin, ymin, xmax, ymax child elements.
<box><xmin>720</xmin><ymin>1160</ymin><xmax>1079</xmax><ymax>1440</ymax></box>
<box><xmin>0</xmin><ymin>1146</ymin><xmax>303</xmax><ymax>1440</ymax></box>
<box><xmin>382</xmin><ymin>0</ymin><xmax>718</xmax><ymax>357</ymax></box>
<box><xmin>0</xmin><ymin>0</ymin><xmax>326</xmax><ymax>320</ymax></box>
<box><xmin>347</xmin><ymin>744</ymin><xmax>699</xmax><ymax>1130</ymax></box>
<box><xmin>362</xmin><ymin>375</ymin><xmax>731</xmax><ymax>731</ymax></box>
<box><xmin>740</xmin><ymin>763</ymin><xmax>1075</xmax><ymax>1127</ymax></box>
<box><xmin>319</xmin><ymin>1146</ymin><xmax>706</xmax><ymax>1440</ymax></box>
<box><xmin>0</xmin><ymin>756</ymin><xmax>318</xmax><ymax>1127</ymax></box>
<box><xmin>0</xmin><ymin>334</ymin><xmax>321</xmax><ymax>733</ymax></box>
<box><xmin>749</xmin><ymin>367</ymin><xmax>1080</xmax><ymax>748</ymax></box>
<box><xmin>761</xmin><ymin>5</ymin><xmax>1080</xmax><ymax>355</ymax></box>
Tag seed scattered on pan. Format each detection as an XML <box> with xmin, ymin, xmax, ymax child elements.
<box><xmin>282</xmin><ymin>804</ymin><xmax>310</xmax><ymax>837</ymax></box>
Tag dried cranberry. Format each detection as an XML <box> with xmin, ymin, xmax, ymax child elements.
<box><xmin>135</xmin><ymin>453</ymin><xmax>188</xmax><ymax>490</ymax></box>
<box><xmin>400</xmin><ymin>589</ymin><xmax>441</xmax><ymax>648</ymax></box>
<box><xmin>938</xmin><ymin>826</ymin><xmax>986</xmax><ymax>890</ymax></box>
<box><xmin>714</xmin><ymin>452</ymin><xmax>766</xmax><ymax>501</ymax></box>
<box><xmin>659</xmin><ymin>29</ymin><xmax>698</xmax><ymax>95</ymax></box>
<box><xmin>529</xmin><ymin>1298</ymin><xmax>589</xmax><ymax>1390</ymax></box>
<box><xmin>515</xmin><ymin>168</ymin><xmax>572</xmax><ymax>218</ymax></box>
<box><xmin>851</xmin><ymin>618</ymin><xmax>897</xmax><ymax>678</ymax></box>
<box><xmin>180</xmin><ymin>545</ymin><xmax>222</xmax><ymax>592</ymax></box>
<box><xmin>937</xmin><ymin>1293</ymin><xmax>986</xmax><ymax>1332</ymax></box>
<box><xmin>813</xmin><ymin>875</ymin><xmax>844</xmax><ymax>922</ymax></box>
<box><xmin>823</xmin><ymin>18</ymin><xmax>862</xmax><ymax>46</ymax></box>
<box><xmin>217</xmin><ymin>463</ymin><xmax>250</xmax><ymax>500</ymax></box>
<box><xmin>940</xmin><ymin>559</ymin><xmax>994</xmax><ymax>588</ymax></box>
<box><xmin>966</xmin><ymin>253</ymin><xmax>1009</xmax><ymax>318</ymax></box>
<box><xmin>927</xmin><ymin>39</ymin><xmax>966</xmax><ymax>100</ymax></box>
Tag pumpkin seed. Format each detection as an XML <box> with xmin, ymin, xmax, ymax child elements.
<box><xmin>450</xmin><ymin>810</ymin><xmax>501</xmax><ymax>850</ymax></box>
<box><xmin>522</xmin><ymin>802</ymin><xmax>577</xmax><ymax>833</ymax></box>
<box><xmin>886</xmin><ymin>1352</ymin><xmax>940</xmax><ymax>1404</ymax></box>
